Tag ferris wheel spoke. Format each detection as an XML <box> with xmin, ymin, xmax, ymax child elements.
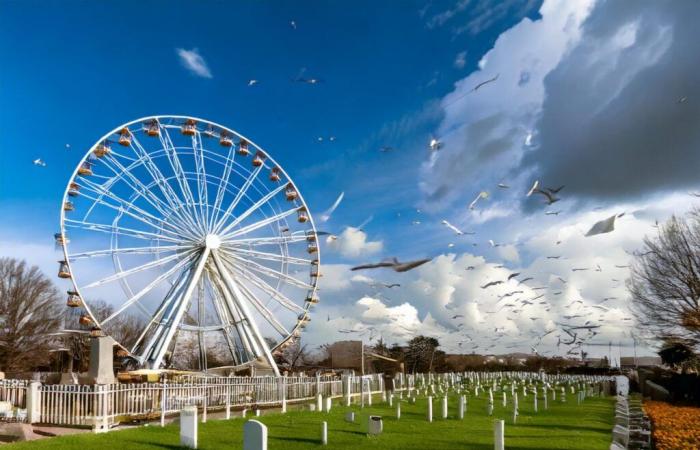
<box><xmin>235</xmin><ymin>279</ymin><xmax>289</xmax><ymax>336</ymax></box>
<box><xmin>156</xmin><ymin>128</ymin><xmax>203</xmax><ymax>232</ymax></box>
<box><xmin>73</xmin><ymin>182</ymin><xmax>187</xmax><ymax>240</ymax></box>
<box><xmin>191</xmin><ymin>132</ymin><xmax>210</xmax><ymax>231</ymax></box>
<box><xmin>227</xmin><ymin>247</ymin><xmax>312</xmax><ymax>265</ymax></box>
<box><xmin>123</xmin><ymin>136</ymin><xmax>186</xmax><ymax>212</ymax></box>
<box><xmin>212</xmin><ymin>165</ymin><xmax>263</xmax><ymax>235</ymax></box>
<box><xmin>68</xmin><ymin>244</ymin><xmax>189</xmax><ymax>260</ymax></box>
<box><xmin>100</xmin><ymin>155</ymin><xmax>198</xmax><ymax>235</ymax></box>
<box><xmin>81</xmin><ymin>249</ymin><xmax>196</xmax><ymax>289</ymax></box>
<box><xmin>209</xmin><ymin>144</ymin><xmax>236</xmax><ymax>228</ymax></box>
<box><xmin>225</xmin><ymin>252</ymin><xmax>313</xmax><ymax>290</ymax></box>
<box><xmin>218</xmin><ymin>183</ymin><xmax>288</xmax><ymax>237</ymax></box>
<box><xmin>211</xmin><ymin>249</ymin><xmax>280</xmax><ymax>376</ymax></box>
<box><xmin>65</xmin><ymin>219</ymin><xmax>185</xmax><ymax>244</ymax></box>
<box><xmin>219</xmin><ymin>255</ymin><xmax>305</xmax><ymax>313</ymax></box>
<box><xmin>101</xmin><ymin>254</ymin><xmax>195</xmax><ymax>326</ymax></box>
<box><xmin>223</xmin><ymin>207</ymin><xmax>299</xmax><ymax>240</ymax></box>
<box><xmin>227</xmin><ymin>233</ymin><xmax>308</xmax><ymax>246</ymax></box>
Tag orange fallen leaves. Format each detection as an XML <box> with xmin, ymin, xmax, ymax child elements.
<box><xmin>645</xmin><ymin>401</ymin><xmax>700</xmax><ymax>450</ymax></box>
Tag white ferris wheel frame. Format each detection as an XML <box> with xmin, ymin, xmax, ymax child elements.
<box><xmin>57</xmin><ymin>115</ymin><xmax>321</xmax><ymax>375</ymax></box>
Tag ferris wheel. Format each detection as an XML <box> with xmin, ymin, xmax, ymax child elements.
<box><xmin>55</xmin><ymin>116</ymin><xmax>320</xmax><ymax>375</ymax></box>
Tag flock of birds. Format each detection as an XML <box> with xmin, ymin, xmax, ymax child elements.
<box><xmin>31</xmin><ymin>23</ymin><xmax>690</xmax><ymax>362</ymax></box>
<box><xmin>307</xmin><ymin>68</ymin><xmax>651</xmax><ymax>359</ymax></box>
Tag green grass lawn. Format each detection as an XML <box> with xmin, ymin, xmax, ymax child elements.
<box><xmin>8</xmin><ymin>392</ymin><xmax>615</xmax><ymax>450</ymax></box>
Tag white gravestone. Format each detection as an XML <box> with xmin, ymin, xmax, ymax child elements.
<box><xmin>325</xmin><ymin>397</ymin><xmax>332</xmax><ymax>412</ymax></box>
<box><xmin>396</xmin><ymin>402</ymin><xmax>401</xmax><ymax>419</ymax></box>
<box><xmin>345</xmin><ymin>411</ymin><xmax>355</xmax><ymax>422</ymax></box>
<box><xmin>321</xmin><ymin>421</ymin><xmax>327</xmax><ymax>445</ymax></box>
<box><xmin>180</xmin><ymin>406</ymin><xmax>198</xmax><ymax>449</ymax></box>
<box><xmin>502</xmin><ymin>392</ymin><xmax>507</xmax><ymax>407</ymax></box>
<box><xmin>316</xmin><ymin>394</ymin><xmax>323</xmax><ymax>411</ymax></box>
<box><xmin>442</xmin><ymin>396</ymin><xmax>448</xmax><ymax>419</ymax></box>
<box><xmin>494</xmin><ymin>419</ymin><xmax>505</xmax><ymax>450</ymax></box>
<box><xmin>244</xmin><ymin>420</ymin><xmax>268</xmax><ymax>450</ymax></box>
<box><xmin>458</xmin><ymin>396</ymin><xmax>465</xmax><ymax>419</ymax></box>
<box><xmin>427</xmin><ymin>396</ymin><xmax>433</xmax><ymax>422</ymax></box>
<box><xmin>368</xmin><ymin>416</ymin><xmax>383</xmax><ymax>435</ymax></box>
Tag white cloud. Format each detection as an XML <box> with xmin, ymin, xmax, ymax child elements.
<box><xmin>454</xmin><ymin>51</ymin><xmax>467</xmax><ymax>69</ymax></box>
<box><xmin>497</xmin><ymin>244</ymin><xmax>520</xmax><ymax>263</ymax></box>
<box><xmin>420</xmin><ymin>0</ymin><xmax>595</xmax><ymax>210</ymax></box>
<box><xmin>176</xmin><ymin>48</ymin><xmax>213</xmax><ymax>78</ymax></box>
<box><xmin>325</xmin><ymin>227</ymin><xmax>382</xmax><ymax>259</ymax></box>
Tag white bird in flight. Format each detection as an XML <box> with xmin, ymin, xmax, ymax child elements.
<box><xmin>33</xmin><ymin>158</ymin><xmax>46</xmax><ymax>167</ymax></box>
<box><xmin>429</xmin><ymin>137</ymin><xmax>442</xmax><ymax>151</ymax></box>
<box><xmin>247</xmin><ymin>79</ymin><xmax>258</xmax><ymax>86</ymax></box>
<box><xmin>441</xmin><ymin>220</ymin><xmax>464</xmax><ymax>235</ymax></box>
<box><xmin>319</xmin><ymin>192</ymin><xmax>344</xmax><ymax>222</ymax></box>
<box><xmin>469</xmin><ymin>191</ymin><xmax>489</xmax><ymax>210</ymax></box>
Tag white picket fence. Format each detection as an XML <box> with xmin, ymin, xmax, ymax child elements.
<box><xmin>15</xmin><ymin>371</ymin><xmax>612</xmax><ymax>429</ymax></box>
<box><xmin>36</xmin><ymin>374</ymin><xmax>387</xmax><ymax>427</ymax></box>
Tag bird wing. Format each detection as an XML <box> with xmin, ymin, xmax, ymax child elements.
<box><xmin>394</xmin><ymin>258</ymin><xmax>431</xmax><ymax>272</ymax></box>
<box><xmin>585</xmin><ymin>214</ymin><xmax>617</xmax><ymax>237</ymax></box>
<box><xmin>319</xmin><ymin>192</ymin><xmax>344</xmax><ymax>222</ymax></box>
<box><xmin>526</xmin><ymin>180</ymin><xmax>539</xmax><ymax>196</ymax></box>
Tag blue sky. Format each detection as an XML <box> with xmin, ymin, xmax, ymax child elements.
<box><xmin>0</xmin><ymin>1</ymin><xmax>539</xmax><ymax>251</ymax></box>
<box><xmin>2</xmin><ymin>0</ymin><xmax>698</xmax><ymax>360</ymax></box>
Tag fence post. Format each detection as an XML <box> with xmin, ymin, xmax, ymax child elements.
<box><xmin>26</xmin><ymin>381</ymin><xmax>41</xmax><ymax>424</ymax></box>
<box><xmin>161</xmin><ymin>381</ymin><xmax>167</xmax><ymax>427</ymax></box>
<box><xmin>225</xmin><ymin>378</ymin><xmax>231</xmax><ymax>419</ymax></box>
<box><xmin>280</xmin><ymin>376</ymin><xmax>287</xmax><ymax>413</ymax></box>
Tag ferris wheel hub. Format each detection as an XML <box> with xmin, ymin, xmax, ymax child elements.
<box><xmin>205</xmin><ymin>234</ymin><xmax>222</xmax><ymax>250</ymax></box>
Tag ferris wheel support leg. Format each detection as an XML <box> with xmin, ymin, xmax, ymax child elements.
<box><xmin>149</xmin><ymin>247</ymin><xmax>212</xmax><ymax>369</ymax></box>
<box><xmin>211</xmin><ymin>249</ymin><xmax>281</xmax><ymax>377</ymax></box>
<box><xmin>210</xmin><ymin>273</ymin><xmax>259</xmax><ymax>360</ymax></box>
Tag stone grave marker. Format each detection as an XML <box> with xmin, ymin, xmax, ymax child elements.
<box><xmin>243</xmin><ymin>420</ymin><xmax>268</xmax><ymax>450</ymax></box>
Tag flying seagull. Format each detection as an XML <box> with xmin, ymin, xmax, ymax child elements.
<box><xmin>585</xmin><ymin>214</ymin><xmax>618</xmax><ymax>237</ymax></box>
<box><xmin>441</xmin><ymin>220</ymin><xmax>465</xmax><ymax>235</ymax></box>
<box><xmin>351</xmin><ymin>257</ymin><xmax>432</xmax><ymax>273</ymax></box>
<box><xmin>507</xmin><ymin>272</ymin><xmax>521</xmax><ymax>281</ymax></box>
<box><xmin>429</xmin><ymin>137</ymin><xmax>442</xmax><ymax>151</ymax></box>
<box><xmin>469</xmin><ymin>191</ymin><xmax>489</xmax><ymax>210</ymax></box>
<box><xmin>471</xmin><ymin>74</ymin><xmax>499</xmax><ymax>92</ymax></box>
<box><xmin>481</xmin><ymin>280</ymin><xmax>504</xmax><ymax>289</ymax></box>
<box><xmin>497</xmin><ymin>183</ymin><xmax>510</xmax><ymax>189</ymax></box>
<box><xmin>290</xmin><ymin>20</ymin><xmax>297</xmax><ymax>29</ymax></box>
<box><xmin>33</xmin><ymin>158</ymin><xmax>46</xmax><ymax>167</ymax></box>
<box><xmin>531</xmin><ymin>187</ymin><xmax>561</xmax><ymax>205</ymax></box>
<box><xmin>247</xmin><ymin>79</ymin><xmax>259</xmax><ymax>86</ymax></box>
<box><xmin>319</xmin><ymin>192</ymin><xmax>344</xmax><ymax>222</ymax></box>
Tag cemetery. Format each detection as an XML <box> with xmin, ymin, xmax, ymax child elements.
<box><xmin>0</xmin><ymin>372</ymin><xmax>629</xmax><ymax>449</ymax></box>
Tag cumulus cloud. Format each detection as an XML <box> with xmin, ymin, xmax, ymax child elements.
<box><xmin>325</xmin><ymin>227</ymin><xmax>382</xmax><ymax>259</ymax></box>
<box><xmin>176</xmin><ymin>48</ymin><xmax>213</xmax><ymax>78</ymax></box>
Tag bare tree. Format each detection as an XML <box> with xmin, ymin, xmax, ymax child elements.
<box><xmin>0</xmin><ymin>258</ymin><xmax>63</xmax><ymax>371</ymax></box>
<box><xmin>275</xmin><ymin>339</ymin><xmax>308</xmax><ymax>371</ymax></box>
<box><xmin>629</xmin><ymin>210</ymin><xmax>700</xmax><ymax>347</ymax></box>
